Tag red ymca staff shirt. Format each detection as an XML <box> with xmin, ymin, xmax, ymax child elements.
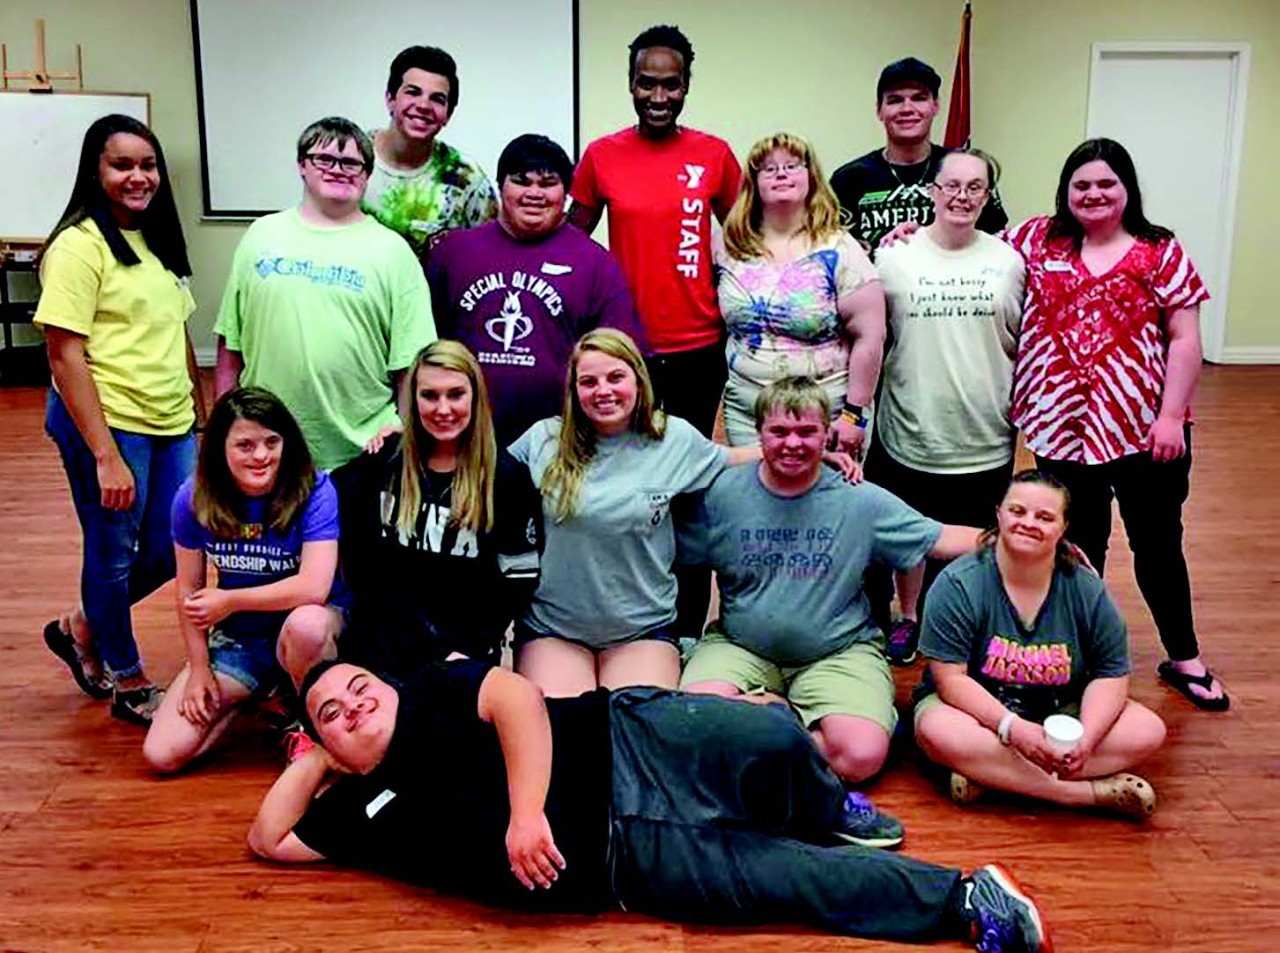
<box><xmin>571</xmin><ymin>126</ymin><xmax>741</xmax><ymax>354</ymax></box>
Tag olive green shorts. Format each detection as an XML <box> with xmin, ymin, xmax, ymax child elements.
<box><xmin>680</xmin><ymin>628</ymin><xmax>896</xmax><ymax>733</ymax></box>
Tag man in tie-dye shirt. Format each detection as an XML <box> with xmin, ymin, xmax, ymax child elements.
<box><xmin>363</xmin><ymin>46</ymin><xmax>498</xmax><ymax>262</ymax></box>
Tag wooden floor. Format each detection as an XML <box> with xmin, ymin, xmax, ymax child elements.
<box><xmin>1</xmin><ymin>366</ymin><xmax>1277</xmax><ymax>952</ymax></box>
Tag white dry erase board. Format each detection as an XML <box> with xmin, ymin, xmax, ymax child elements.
<box><xmin>0</xmin><ymin>90</ymin><xmax>151</xmax><ymax>242</ymax></box>
<box><xmin>191</xmin><ymin>0</ymin><xmax>579</xmax><ymax>218</ymax></box>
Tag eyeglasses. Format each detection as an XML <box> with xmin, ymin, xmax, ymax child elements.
<box><xmin>306</xmin><ymin>153</ymin><xmax>368</xmax><ymax>174</ymax></box>
<box><xmin>758</xmin><ymin>160</ymin><xmax>806</xmax><ymax>177</ymax></box>
<box><xmin>933</xmin><ymin>181</ymin><xmax>989</xmax><ymax>198</ymax></box>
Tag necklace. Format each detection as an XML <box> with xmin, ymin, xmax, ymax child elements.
<box><xmin>881</xmin><ymin>147</ymin><xmax>933</xmax><ymax>189</ymax></box>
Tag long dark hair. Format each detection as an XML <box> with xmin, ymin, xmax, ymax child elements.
<box><xmin>43</xmin><ymin>114</ymin><xmax>191</xmax><ymax>277</ymax></box>
<box><xmin>978</xmin><ymin>469</ymin><xmax>1079</xmax><ymax>571</ymax></box>
<box><xmin>1047</xmin><ymin>138</ymin><xmax>1173</xmax><ymax>249</ymax></box>
<box><xmin>194</xmin><ymin>387</ymin><xmax>316</xmax><ymax>539</ymax></box>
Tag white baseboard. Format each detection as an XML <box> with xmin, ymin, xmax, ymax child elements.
<box><xmin>1214</xmin><ymin>346</ymin><xmax>1280</xmax><ymax>365</ymax></box>
<box><xmin>194</xmin><ymin>345</ymin><xmax>217</xmax><ymax>368</ymax></box>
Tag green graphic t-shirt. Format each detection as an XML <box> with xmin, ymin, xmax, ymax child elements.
<box><xmin>362</xmin><ymin>136</ymin><xmax>498</xmax><ymax>255</ymax></box>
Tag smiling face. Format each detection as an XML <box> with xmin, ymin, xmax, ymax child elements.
<box><xmin>306</xmin><ymin>664</ymin><xmax>400</xmax><ymax>775</ymax></box>
<box><xmin>500</xmin><ymin>170</ymin><xmax>566</xmax><ymax>240</ymax></box>
<box><xmin>996</xmin><ymin>482</ymin><xmax>1068</xmax><ymax>561</ymax></box>
<box><xmin>99</xmin><ymin>133</ymin><xmax>160</xmax><ymax>227</ymax></box>
<box><xmin>386</xmin><ymin>67</ymin><xmax>452</xmax><ymax>144</ymax></box>
<box><xmin>299</xmin><ymin>136</ymin><xmax>369</xmax><ymax>208</ymax></box>
<box><xmin>759</xmin><ymin>407</ymin><xmax>828</xmax><ymax>484</ymax></box>
<box><xmin>574</xmin><ymin>350</ymin><xmax>639</xmax><ymax>436</ymax></box>
<box><xmin>755</xmin><ymin>147</ymin><xmax>810</xmax><ymax>207</ymax></box>
<box><xmin>225</xmin><ymin>418</ymin><xmax>284</xmax><ymax>498</ymax></box>
<box><xmin>630</xmin><ymin>46</ymin><xmax>687</xmax><ymax>137</ymax></box>
<box><xmin>876</xmin><ymin>82</ymin><xmax>940</xmax><ymax>147</ymax></box>
<box><xmin>931</xmin><ymin>152</ymin><xmax>991</xmax><ymax>230</ymax></box>
<box><xmin>415</xmin><ymin>364</ymin><xmax>474</xmax><ymax>448</ymax></box>
<box><xmin>1067</xmin><ymin>158</ymin><xmax>1129</xmax><ymax>231</ymax></box>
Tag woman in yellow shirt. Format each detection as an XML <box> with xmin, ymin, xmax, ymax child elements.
<box><xmin>36</xmin><ymin>114</ymin><xmax>203</xmax><ymax>724</ymax></box>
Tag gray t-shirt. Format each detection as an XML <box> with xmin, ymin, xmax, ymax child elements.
<box><xmin>918</xmin><ymin>548</ymin><xmax>1131</xmax><ymax>720</ymax></box>
<box><xmin>681</xmin><ymin>467</ymin><xmax>943</xmax><ymax>666</ymax></box>
<box><xmin>510</xmin><ymin>415</ymin><xmax>729</xmax><ymax>646</ymax></box>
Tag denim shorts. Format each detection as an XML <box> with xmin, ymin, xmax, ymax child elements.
<box><xmin>208</xmin><ymin>626</ymin><xmax>285</xmax><ymax>698</ymax></box>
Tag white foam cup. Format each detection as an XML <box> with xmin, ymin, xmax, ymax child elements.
<box><xmin>1043</xmin><ymin>713</ymin><xmax>1084</xmax><ymax>753</ymax></box>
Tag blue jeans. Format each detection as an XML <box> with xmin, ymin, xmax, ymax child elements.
<box><xmin>45</xmin><ymin>390</ymin><xmax>196</xmax><ymax>679</ymax></box>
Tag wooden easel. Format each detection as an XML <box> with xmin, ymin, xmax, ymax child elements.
<box><xmin>1</xmin><ymin>19</ymin><xmax>83</xmax><ymax>92</ymax></box>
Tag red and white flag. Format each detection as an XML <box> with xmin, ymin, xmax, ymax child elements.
<box><xmin>943</xmin><ymin>1</ymin><xmax>973</xmax><ymax>148</ymax></box>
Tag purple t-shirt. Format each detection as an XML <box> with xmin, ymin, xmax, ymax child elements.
<box><xmin>428</xmin><ymin>221</ymin><xmax>647</xmax><ymax>442</ymax></box>
<box><xmin>170</xmin><ymin>471</ymin><xmax>344</xmax><ymax>639</ymax></box>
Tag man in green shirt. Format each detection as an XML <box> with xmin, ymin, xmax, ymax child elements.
<box><xmin>215</xmin><ymin>117</ymin><xmax>435</xmax><ymax>471</ymax></box>
<box><xmin>363</xmin><ymin>46</ymin><xmax>498</xmax><ymax>260</ymax></box>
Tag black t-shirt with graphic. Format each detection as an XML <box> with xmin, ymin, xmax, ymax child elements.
<box><xmin>332</xmin><ymin>437</ymin><xmax>542</xmax><ymax>676</ymax></box>
<box><xmin>829</xmin><ymin>144</ymin><xmax>1009</xmax><ymax>251</ymax></box>
<box><xmin>292</xmin><ymin>661</ymin><xmax>615</xmax><ymax>912</ymax></box>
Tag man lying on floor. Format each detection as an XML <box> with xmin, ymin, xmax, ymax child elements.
<box><xmin>248</xmin><ymin>658</ymin><xmax>1050</xmax><ymax>952</ymax></box>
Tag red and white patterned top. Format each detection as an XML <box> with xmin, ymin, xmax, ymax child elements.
<box><xmin>1008</xmin><ymin>216</ymin><xmax>1209</xmax><ymax>464</ymax></box>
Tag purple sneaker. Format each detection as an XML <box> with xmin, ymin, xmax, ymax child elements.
<box><xmin>886</xmin><ymin>618</ymin><xmax>920</xmax><ymax>666</ymax></box>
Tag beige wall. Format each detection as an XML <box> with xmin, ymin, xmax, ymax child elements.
<box><xmin>3</xmin><ymin>0</ymin><xmax>1276</xmax><ymax>353</ymax></box>
<box><xmin>977</xmin><ymin>0</ymin><xmax>1279</xmax><ymax>352</ymax></box>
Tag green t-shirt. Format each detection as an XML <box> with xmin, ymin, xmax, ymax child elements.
<box><xmin>362</xmin><ymin>137</ymin><xmax>498</xmax><ymax>255</ymax></box>
<box><xmin>215</xmin><ymin>209</ymin><xmax>435</xmax><ymax>470</ymax></box>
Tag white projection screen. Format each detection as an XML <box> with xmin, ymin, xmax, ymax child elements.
<box><xmin>191</xmin><ymin>0</ymin><xmax>578</xmax><ymax>217</ymax></box>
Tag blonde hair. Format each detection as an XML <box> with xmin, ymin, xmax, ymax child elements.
<box><xmin>395</xmin><ymin>341</ymin><xmax>497</xmax><ymax>537</ymax></box>
<box><xmin>723</xmin><ymin>132</ymin><xmax>847</xmax><ymax>261</ymax></box>
<box><xmin>541</xmin><ymin>328</ymin><xmax>663</xmax><ymax>523</ymax></box>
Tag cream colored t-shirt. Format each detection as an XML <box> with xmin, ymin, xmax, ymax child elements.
<box><xmin>876</xmin><ymin>230</ymin><xmax>1026</xmax><ymax>473</ymax></box>
<box><xmin>35</xmin><ymin>219</ymin><xmax>195</xmax><ymax>435</ymax></box>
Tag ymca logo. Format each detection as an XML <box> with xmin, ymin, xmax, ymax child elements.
<box><xmin>485</xmin><ymin>292</ymin><xmax>534</xmax><ymax>350</ymax></box>
<box><xmin>678</xmin><ymin>164</ymin><xmax>706</xmax><ymax>189</ymax></box>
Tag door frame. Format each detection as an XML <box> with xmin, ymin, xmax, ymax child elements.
<box><xmin>1086</xmin><ymin>41</ymin><xmax>1251</xmax><ymax>364</ymax></box>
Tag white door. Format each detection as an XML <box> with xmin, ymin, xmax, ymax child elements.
<box><xmin>1086</xmin><ymin>43</ymin><xmax>1250</xmax><ymax>363</ymax></box>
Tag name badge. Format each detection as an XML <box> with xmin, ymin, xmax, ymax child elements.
<box><xmin>365</xmin><ymin>788</ymin><xmax>397</xmax><ymax>818</ymax></box>
<box><xmin>1044</xmin><ymin>260</ymin><xmax>1074</xmax><ymax>273</ymax></box>
<box><xmin>541</xmin><ymin>262</ymin><xmax>572</xmax><ymax>276</ymax></box>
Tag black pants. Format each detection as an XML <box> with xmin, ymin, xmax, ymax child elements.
<box><xmin>647</xmin><ymin>341</ymin><xmax>728</xmax><ymax>639</ymax></box>
<box><xmin>608</xmin><ymin>689</ymin><xmax>961</xmax><ymax>941</ymax></box>
<box><xmin>862</xmin><ymin>434</ymin><xmax>1014</xmax><ymax>632</ymax></box>
<box><xmin>1035</xmin><ymin>428</ymin><xmax>1199</xmax><ymax>662</ymax></box>
<box><xmin>645</xmin><ymin>341</ymin><xmax>727</xmax><ymax>439</ymax></box>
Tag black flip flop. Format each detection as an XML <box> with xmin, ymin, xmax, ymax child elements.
<box><xmin>43</xmin><ymin>620</ymin><xmax>113</xmax><ymax>700</ymax></box>
<box><xmin>1157</xmin><ymin>660</ymin><xmax>1230</xmax><ymax>712</ymax></box>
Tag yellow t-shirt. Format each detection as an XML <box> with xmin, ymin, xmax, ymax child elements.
<box><xmin>35</xmin><ymin>219</ymin><xmax>195</xmax><ymax>435</ymax></box>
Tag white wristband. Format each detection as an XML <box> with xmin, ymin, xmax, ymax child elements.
<box><xmin>997</xmin><ymin>712</ymin><xmax>1016</xmax><ymax>746</ymax></box>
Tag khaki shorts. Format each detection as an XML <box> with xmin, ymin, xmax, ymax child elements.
<box><xmin>680</xmin><ymin>628</ymin><xmax>896</xmax><ymax>733</ymax></box>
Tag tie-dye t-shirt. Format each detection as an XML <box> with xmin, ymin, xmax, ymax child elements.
<box><xmin>917</xmin><ymin>548</ymin><xmax>1130</xmax><ymax>720</ymax></box>
<box><xmin>715</xmin><ymin>231</ymin><xmax>877</xmax><ymax>381</ymax></box>
<box><xmin>713</xmin><ymin>231</ymin><xmax>878</xmax><ymax>442</ymax></box>
<box><xmin>362</xmin><ymin>137</ymin><xmax>498</xmax><ymax>256</ymax></box>
<box><xmin>1007</xmin><ymin>216</ymin><xmax>1208</xmax><ymax>464</ymax></box>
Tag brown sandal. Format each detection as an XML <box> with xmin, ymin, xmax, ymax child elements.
<box><xmin>43</xmin><ymin>620</ymin><xmax>113</xmax><ymax>699</ymax></box>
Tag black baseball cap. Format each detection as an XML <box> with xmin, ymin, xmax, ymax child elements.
<box><xmin>877</xmin><ymin>58</ymin><xmax>942</xmax><ymax>101</ymax></box>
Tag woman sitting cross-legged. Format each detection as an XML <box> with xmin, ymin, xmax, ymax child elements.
<box><xmin>912</xmin><ymin>469</ymin><xmax>1166</xmax><ymax>819</ymax></box>
<box><xmin>143</xmin><ymin>388</ymin><xmax>347</xmax><ymax>773</ymax></box>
